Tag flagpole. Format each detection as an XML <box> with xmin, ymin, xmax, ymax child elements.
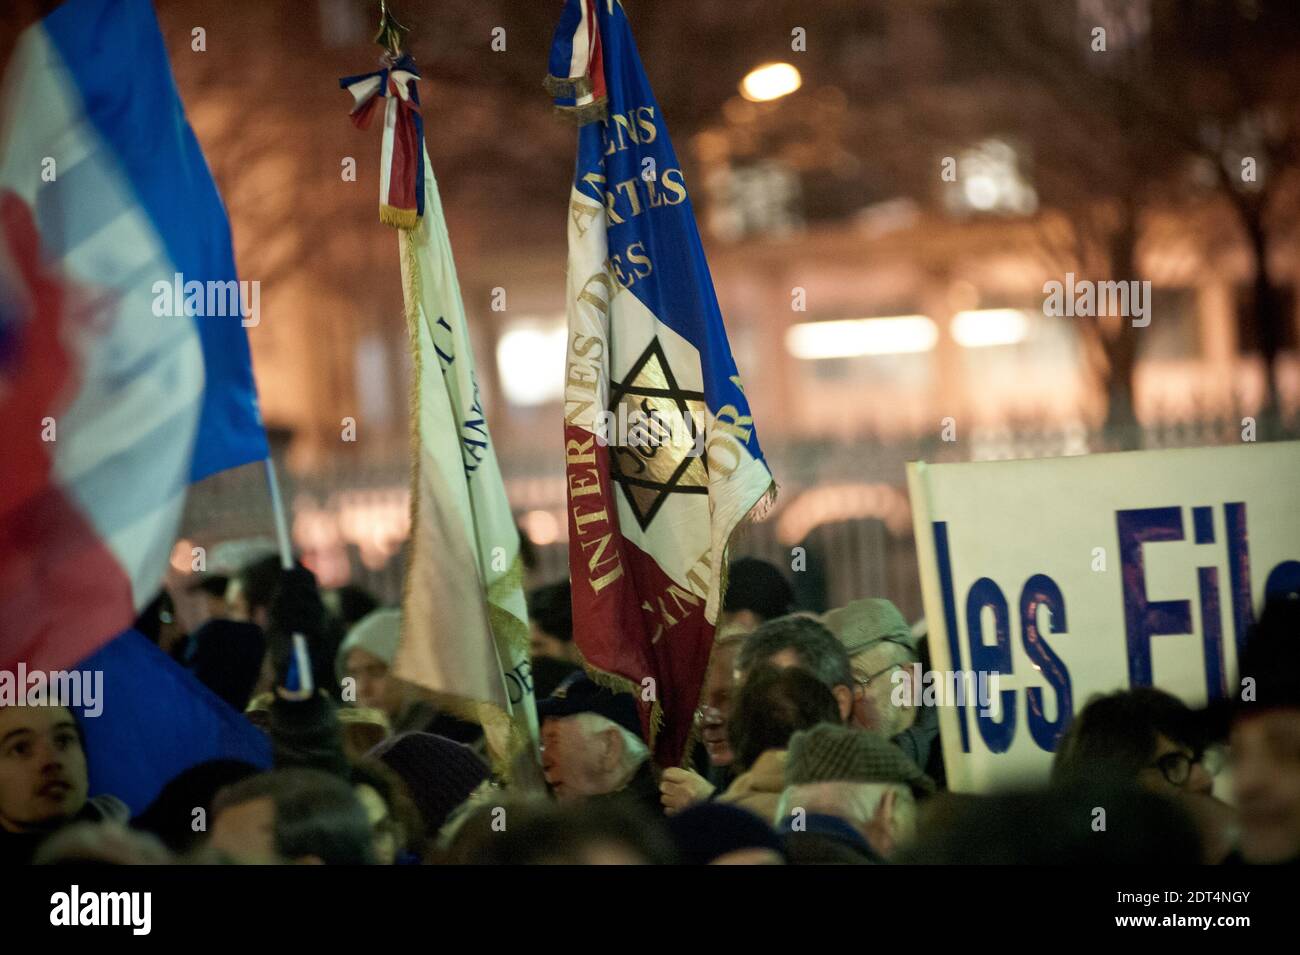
<box><xmin>263</xmin><ymin>456</ymin><xmax>294</xmax><ymax>571</ymax></box>
<box><xmin>263</xmin><ymin>455</ymin><xmax>315</xmax><ymax>699</ymax></box>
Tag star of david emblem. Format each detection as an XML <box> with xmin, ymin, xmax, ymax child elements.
<box><xmin>607</xmin><ymin>337</ymin><xmax>709</xmax><ymax>531</ymax></box>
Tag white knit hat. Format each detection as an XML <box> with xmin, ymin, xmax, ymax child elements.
<box><xmin>335</xmin><ymin>608</ymin><xmax>402</xmax><ymax>679</ymax></box>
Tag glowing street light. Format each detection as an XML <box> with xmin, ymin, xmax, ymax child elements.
<box><xmin>740</xmin><ymin>62</ymin><xmax>802</xmax><ymax>102</ymax></box>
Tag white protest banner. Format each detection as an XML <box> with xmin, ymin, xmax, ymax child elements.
<box><xmin>906</xmin><ymin>441</ymin><xmax>1300</xmax><ymax>793</ymax></box>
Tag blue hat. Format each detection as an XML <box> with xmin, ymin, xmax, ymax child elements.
<box><xmin>536</xmin><ymin>672</ymin><xmax>642</xmax><ymax>739</ymax></box>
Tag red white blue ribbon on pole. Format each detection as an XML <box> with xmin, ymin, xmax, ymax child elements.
<box><xmin>544</xmin><ymin>0</ymin><xmax>607</xmax><ymax>123</ymax></box>
<box><xmin>339</xmin><ymin>54</ymin><xmax>426</xmax><ymax>229</ymax></box>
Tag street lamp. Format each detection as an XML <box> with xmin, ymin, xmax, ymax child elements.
<box><xmin>740</xmin><ymin>62</ymin><xmax>802</xmax><ymax>102</ymax></box>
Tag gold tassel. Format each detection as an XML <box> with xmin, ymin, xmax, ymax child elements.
<box><xmin>551</xmin><ymin>100</ymin><xmax>608</xmax><ymax>126</ymax></box>
<box><xmin>543</xmin><ymin>74</ymin><xmax>608</xmax><ymax>126</ymax></box>
<box><xmin>381</xmin><ymin>204</ymin><xmax>420</xmax><ymax>230</ymax></box>
<box><xmin>543</xmin><ymin>73</ymin><xmax>593</xmax><ymax>99</ymax></box>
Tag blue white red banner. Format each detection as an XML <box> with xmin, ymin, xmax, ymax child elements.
<box><xmin>0</xmin><ymin>0</ymin><xmax>267</xmax><ymax>674</ymax></box>
<box><xmin>549</xmin><ymin>0</ymin><xmax>775</xmax><ymax>765</ymax></box>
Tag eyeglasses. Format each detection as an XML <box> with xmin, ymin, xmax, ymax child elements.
<box><xmin>854</xmin><ymin>663</ymin><xmax>902</xmax><ymax>689</ymax></box>
<box><xmin>850</xmin><ymin>635</ymin><xmax>918</xmax><ymax>689</ymax></box>
<box><xmin>1146</xmin><ymin>746</ymin><xmax>1224</xmax><ymax>787</ymax></box>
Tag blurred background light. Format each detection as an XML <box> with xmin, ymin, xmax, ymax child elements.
<box><xmin>740</xmin><ymin>62</ymin><xmax>802</xmax><ymax>102</ymax></box>
<box><xmin>496</xmin><ymin>319</ymin><xmax>568</xmax><ymax>407</ymax></box>
<box><xmin>521</xmin><ymin>508</ymin><xmax>561</xmax><ymax>546</ymax></box>
<box><xmin>786</xmin><ymin>316</ymin><xmax>938</xmax><ymax>359</ymax></box>
<box><xmin>952</xmin><ymin>308</ymin><xmax>1030</xmax><ymax>348</ymax></box>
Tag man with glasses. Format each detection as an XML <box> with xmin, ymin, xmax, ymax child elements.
<box><xmin>822</xmin><ymin>598</ymin><xmax>944</xmax><ymax>786</ymax></box>
<box><xmin>661</xmin><ymin>615</ymin><xmax>854</xmax><ymax>815</ymax></box>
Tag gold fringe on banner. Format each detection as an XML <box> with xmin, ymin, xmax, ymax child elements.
<box><xmin>381</xmin><ymin>204</ymin><xmax>420</xmax><ymax>230</ymax></box>
<box><xmin>574</xmin><ymin>645</ymin><xmax>666</xmax><ymax>755</ymax></box>
<box><xmin>543</xmin><ymin>73</ymin><xmax>592</xmax><ymax>99</ymax></box>
<box><xmin>543</xmin><ymin>74</ymin><xmax>608</xmax><ymax>126</ymax></box>
<box><xmin>551</xmin><ymin>101</ymin><xmax>609</xmax><ymax>126</ymax></box>
<box><xmin>676</xmin><ymin>478</ymin><xmax>779</xmax><ymax>768</ymax></box>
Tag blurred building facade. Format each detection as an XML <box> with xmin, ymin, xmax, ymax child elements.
<box><xmin>146</xmin><ymin>0</ymin><xmax>1300</xmax><ymax>615</ymax></box>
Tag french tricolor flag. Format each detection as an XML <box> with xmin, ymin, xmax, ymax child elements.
<box><xmin>548</xmin><ymin>0</ymin><xmax>775</xmax><ymax>766</ymax></box>
<box><xmin>0</xmin><ymin>0</ymin><xmax>268</xmax><ymax>675</ymax></box>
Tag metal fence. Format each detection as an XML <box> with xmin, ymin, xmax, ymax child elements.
<box><xmin>179</xmin><ymin>412</ymin><xmax>1298</xmax><ymax>622</ymax></box>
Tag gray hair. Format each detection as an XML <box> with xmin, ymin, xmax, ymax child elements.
<box><xmin>737</xmin><ymin>614</ymin><xmax>854</xmax><ymax>692</ymax></box>
<box><xmin>776</xmin><ymin>780</ymin><xmax>916</xmax><ymax>843</ymax></box>
<box><xmin>575</xmin><ymin>712</ymin><xmax>649</xmax><ymax>776</ymax></box>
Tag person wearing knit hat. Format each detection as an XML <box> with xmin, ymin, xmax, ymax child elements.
<box><xmin>368</xmin><ymin>732</ymin><xmax>490</xmax><ymax>840</ymax></box>
<box><xmin>821</xmin><ymin>597</ymin><xmax>945</xmax><ymax>788</ymax></box>
<box><xmin>337</xmin><ymin>610</ymin><xmax>483</xmax><ymax>745</ymax></box>
<box><xmin>336</xmin><ymin>609</ymin><xmax>404</xmax><ymax>717</ymax></box>
<box><xmin>776</xmin><ymin>722</ymin><xmax>933</xmax><ymax>863</ymax></box>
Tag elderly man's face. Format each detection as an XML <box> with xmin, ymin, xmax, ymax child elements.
<box><xmin>849</xmin><ymin>646</ymin><xmax>912</xmax><ymax>736</ymax></box>
<box><xmin>699</xmin><ymin>643</ymin><xmax>739</xmax><ymax>766</ymax></box>
<box><xmin>0</xmin><ymin>706</ymin><xmax>89</xmax><ymax>833</ymax></box>
<box><xmin>541</xmin><ymin>716</ymin><xmax>615</xmax><ymax>801</ymax></box>
<box><xmin>1232</xmin><ymin>709</ymin><xmax>1300</xmax><ymax>864</ymax></box>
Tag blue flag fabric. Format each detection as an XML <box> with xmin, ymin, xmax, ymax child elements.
<box><xmin>42</xmin><ymin>0</ymin><xmax>269</xmax><ymax>480</ymax></box>
<box><xmin>72</xmin><ymin>630</ymin><xmax>272</xmax><ymax>816</ymax></box>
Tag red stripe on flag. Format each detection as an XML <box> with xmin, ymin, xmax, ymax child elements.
<box><xmin>586</xmin><ymin>1</ymin><xmax>606</xmax><ymax>103</ymax></box>
<box><xmin>386</xmin><ymin>78</ymin><xmax>420</xmax><ymax>215</ymax></box>
<box><xmin>564</xmin><ymin>423</ymin><xmax>713</xmax><ymax>766</ymax></box>
<box><xmin>350</xmin><ymin>94</ymin><xmax>381</xmax><ymax>130</ymax></box>
<box><xmin>0</xmin><ymin>191</ymin><xmax>135</xmax><ymax>673</ymax></box>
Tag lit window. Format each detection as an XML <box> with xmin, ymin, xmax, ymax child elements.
<box><xmin>786</xmin><ymin>316</ymin><xmax>938</xmax><ymax>359</ymax></box>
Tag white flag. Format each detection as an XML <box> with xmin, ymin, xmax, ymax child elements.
<box><xmin>392</xmin><ymin>154</ymin><xmax>538</xmax><ymax>770</ymax></box>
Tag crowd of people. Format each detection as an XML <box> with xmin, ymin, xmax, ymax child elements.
<box><xmin>2</xmin><ymin>554</ymin><xmax>1298</xmax><ymax>866</ymax></box>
